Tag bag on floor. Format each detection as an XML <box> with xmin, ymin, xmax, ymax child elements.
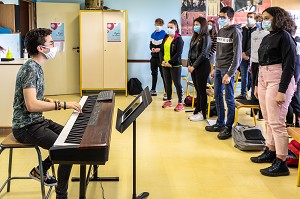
<box><xmin>287</xmin><ymin>139</ymin><xmax>300</xmax><ymax>167</ymax></box>
<box><xmin>207</xmin><ymin>100</ymin><xmax>217</xmax><ymax>117</ymax></box>
<box><xmin>127</xmin><ymin>78</ymin><xmax>143</xmax><ymax>95</ymax></box>
<box><xmin>232</xmin><ymin>124</ymin><xmax>265</xmax><ymax>151</ymax></box>
<box><xmin>184</xmin><ymin>95</ymin><xmax>197</xmax><ymax>106</ymax></box>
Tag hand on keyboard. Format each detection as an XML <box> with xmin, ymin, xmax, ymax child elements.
<box><xmin>67</xmin><ymin>102</ymin><xmax>82</xmax><ymax>113</ymax></box>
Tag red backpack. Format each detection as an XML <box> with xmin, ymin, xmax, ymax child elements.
<box><xmin>287</xmin><ymin>140</ymin><xmax>300</xmax><ymax>167</ymax></box>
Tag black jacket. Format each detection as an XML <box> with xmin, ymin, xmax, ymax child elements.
<box><xmin>159</xmin><ymin>33</ymin><xmax>184</xmax><ymax>66</ymax></box>
<box><xmin>242</xmin><ymin>25</ymin><xmax>257</xmax><ymax>57</ymax></box>
<box><xmin>187</xmin><ymin>33</ymin><xmax>211</xmax><ymax>69</ymax></box>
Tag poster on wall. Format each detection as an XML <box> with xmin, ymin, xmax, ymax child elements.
<box><xmin>181</xmin><ymin>0</ymin><xmax>207</xmax><ymax>36</ymax></box>
<box><xmin>50</xmin><ymin>22</ymin><xmax>65</xmax><ymax>52</ymax></box>
<box><xmin>107</xmin><ymin>23</ymin><xmax>121</xmax><ymax>42</ymax></box>
<box><xmin>233</xmin><ymin>0</ymin><xmax>271</xmax><ymax>24</ymax></box>
<box><xmin>288</xmin><ymin>10</ymin><xmax>300</xmax><ymax>37</ymax></box>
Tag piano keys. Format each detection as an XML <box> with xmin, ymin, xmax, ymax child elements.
<box><xmin>49</xmin><ymin>93</ymin><xmax>115</xmax><ymax>165</ymax></box>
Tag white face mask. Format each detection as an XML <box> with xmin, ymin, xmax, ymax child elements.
<box><xmin>42</xmin><ymin>46</ymin><xmax>57</xmax><ymax>59</ymax></box>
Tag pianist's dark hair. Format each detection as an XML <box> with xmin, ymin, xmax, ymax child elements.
<box><xmin>25</xmin><ymin>28</ymin><xmax>52</xmax><ymax>56</ymax></box>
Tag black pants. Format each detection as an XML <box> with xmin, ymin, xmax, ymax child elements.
<box><xmin>150</xmin><ymin>57</ymin><xmax>165</xmax><ymax>91</ymax></box>
<box><xmin>250</xmin><ymin>62</ymin><xmax>263</xmax><ymax>118</ymax></box>
<box><xmin>13</xmin><ymin>119</ymin><xmax>72</xmax><ymax>199</ymax></box>
<box><xmin>286</xmin><ymin>80</ymin><xmax>300</xmax><ymax>126</ymax></box>
<box><xmin>162</xmin><ymin>66</ymin><xmax>183</xmax><ymax>103</ymax></box>
<box><xmin>191</xmin><ymin>58</ymin><xmax>210</xmax><ymax>119</ymax></box>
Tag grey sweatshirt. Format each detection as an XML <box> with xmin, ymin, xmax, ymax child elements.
<box><xmin>215</xmin><ymin>24</ymin><xmax>242</xmax><ymax>77</ymax></box>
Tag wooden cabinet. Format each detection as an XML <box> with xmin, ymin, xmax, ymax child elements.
<box><xmin>0</xmin><ymin>4</ymin><xmax>20</xmax><ymax>33</ymax></box>
<box><xmin>80</xmin><ymin>10</ymin><xmax>127</xmax><ymax>96</ymax></box>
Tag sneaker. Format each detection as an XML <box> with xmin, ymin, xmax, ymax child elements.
<box><xmin>217</xmin><ymin>127</ymin><xmax>232</xmax><ymax>140</ymax></box>
<box><xmin>174</xmin><ymin>103</ymin><xmax>184</xmax><ymax>112</ymax></box>
<box><xmin>250</xmin><ymin>147</ymin><xmax>276</xmax><ymax>163</ymax></box>
<box><xmin>162</xmin><ymin>100</ymin><xmax>172</xmax><ymax>108</ymax></box>
<box><xmin>205</xmin><ymin>124</ymin><xmax>224</xmax><ymax>132</ymax></box>
<box><xmin>189</xmin><ymin>113</ymin><xmax>204</xmax><ymax>121</ymax></box>
<box><xmin>29</xmin><ymin>167</ymin><xmax>57</xmax><ymax>186</ymax></box>
<box><xmin>163</xmin><ymin>93</ymin><xmax>168</xmax><ymax>101</ymax></box>
<box><xmin>260</xmin><ymin>158</ymin><xmax>290</xmax><ymax>177</ymax></box>
<box><xmin>188</xmin><ymin>114</ymin><xmax>194</xmax><ymax>119</ymax></box>
<box><xmin>235</xmin><ymin>94</ymin><xmax>247</xmax><ymax>100</ymax></box>
<box><xmin>150</xmin><ymin>90</ymin><xmax>157</xmax><ymax>96</ymax></box>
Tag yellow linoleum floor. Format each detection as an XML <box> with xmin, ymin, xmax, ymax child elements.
<box><xmin>1</xmin><ymin>93</ymin><xmax>300</xmax><ymax>199</ymax></box>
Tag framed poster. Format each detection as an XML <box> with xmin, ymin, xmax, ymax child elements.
<box><xmin>107</xmin><ymin>22</ymin><xmax>121</xmax><ymax>42</ymax></box>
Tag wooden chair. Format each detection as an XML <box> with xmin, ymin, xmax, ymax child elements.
<box><xmin>206</xmin><ymin>83</ymin><xmax>214</xmax><ymax>119</ymax></box>
<box><xmin>287</xmin><ymin>127</ymin><xmax>300</xmax><ymax>187</ymax></box>
<box><xmin>234</xmin><ymin>99</ymin><xmax>260</xmax><ymax>126</ymax></box>
<box><xmin>0</xmin><ymin>133</ymin><xmax>55</xmax><ymax>199</ymax></box>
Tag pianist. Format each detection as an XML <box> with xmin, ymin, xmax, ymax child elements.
<box><xmin>11</xmin><ymin>28</ymin><xmax>82</xmax><ymax>199</ymax></box>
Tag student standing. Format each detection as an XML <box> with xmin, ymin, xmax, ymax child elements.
<box><xmin>149</xmin><ymin>18</ymin><xmax>166</xmax><ymax>97</ymax></box>
<box><xmin>187</xmin><ymin>17</ymin><xmax>211</xmax><ymax>121</ymax></box>
<box><xmin>205</xmin><ymin>6</ymin><xmax>242</xmax><ymax>140</ymax></box>
<box><xmin>250</xmin><ymin>7</ymin><xmax>297</xmax><ymax>177</ymax></box>
<box><xmin>160</xmin><ymin>19</ymin><xmax>185</xmax><ymax>112</ymax></box>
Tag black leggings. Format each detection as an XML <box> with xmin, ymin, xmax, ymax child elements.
<box><xmin>13</xmin><ymin>119</ymin><xmax>72</xmax><ymax>199</ymax></box>
<box><xmin>150</xmin><ymin>57</ymin><xmax>165</xmax><ymax>91</ymax></box>
<box><xmin>191</xmin><ymin>58</ymin><xmax>210</xmax><ymax>119</ymax></box>
<box><xmin>162</xmin><ymin>66</ymin><xmax>183</xmax><ymax>103</ymax></box>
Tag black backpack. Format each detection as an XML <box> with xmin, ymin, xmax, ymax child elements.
<box><xmin>127</xmin><ymin>78</ymin><xmax>143</xmax><ymax>95</ymax></box>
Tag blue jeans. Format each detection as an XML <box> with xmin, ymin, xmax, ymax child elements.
<box><xmin>239</xmin><ymin>60</ymin><xmax>250</xmax><ymax>97</ymax></box>
<box><xmin>214</xmin><ymin>70</ymin><xmax>235</xmax><ymax>128</ymax></box>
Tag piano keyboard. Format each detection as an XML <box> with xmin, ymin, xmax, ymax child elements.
<box><xmin>53</xmin><ymin>95</ymin><xmax>98</xmax><ymax>146</ymax></box>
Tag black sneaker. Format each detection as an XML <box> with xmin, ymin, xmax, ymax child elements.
<box><xmin>234</xmin><ymin>94</ymin><xmax>247</xmax><ymax>100</ymax></box>
<box><xmin>217</xmin><ymin>127</ymin><xmax>232</xmax><ymax>140</ymax></box>
<box><xmin>260</xmin><ymin>158</ymin><xmax>290</xmax><ymax>177</ymax></box>
<box><xmin>250</xmin><ymin>147</ymin><xmax>276</xmax><ymax>163</ymax></box>
<box><xmin>29</xmin><ymin>167</ymin><xmax>57</xmax><ymax>186</ymax></box>
<box><xmin>150</xmin><ymin>90</ymin><xmax>157</xmax><ymax>96</ymax></box>
<box><xmin>205</xmin><ymin>124</ymin><xmax>224</xmax><ymax>132</ymax></box>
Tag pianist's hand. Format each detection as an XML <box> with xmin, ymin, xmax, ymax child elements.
<box><xmin>67</xmin><ymin>102</ymin><xmax>82</xmax><ymax>113</ymax></box>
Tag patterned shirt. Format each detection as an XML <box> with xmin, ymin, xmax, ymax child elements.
<box><xmin>12</xmin><ymin>59</ymin><xmax>45</xmax><ymax>129</ymax></box>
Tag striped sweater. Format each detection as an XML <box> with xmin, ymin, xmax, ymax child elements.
<box><xmin>150</xmin><ymin>30</ymin><xmax>166</xmax><ymax>58</ymax></box>
<box><xmin>209</xmin><ymin>33</ymin><xmax>217</xmax><ymax>58</ymax></box>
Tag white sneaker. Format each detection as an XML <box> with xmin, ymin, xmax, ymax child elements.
<box><xmin>189</xmin><ymin>113</ymin><xmax>204</xmax><ymax>121</ymax></box>
<box><xmin>188</xmin><ymin>114</ymin><xmax>194</xmax><ymax>119</ymax></box>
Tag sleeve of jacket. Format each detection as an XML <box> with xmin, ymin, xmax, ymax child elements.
<box><xmin>192</xmin><ymin>34</ymin><xmax>211</xmax><ymax>69</ymax></box>
<box><xmin>159</xmin><ymin>40</ymin><xmax>165</xmax><ymax>64</ymax></box>
<box><xmin>278</xmin><ymin>32</ymin><xmax>296</xmax><ymax>93</ymax></box>
<box><xmin>227</xmin><ymin>28</ymin><xmax>242</xmax><ymax>77</ymax></box>
<box><xmin>168</xmin><ymin>37</ymin><xmax>184</xmax><ymax>66</ymax></box>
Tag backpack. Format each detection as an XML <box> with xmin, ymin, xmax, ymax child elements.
<box><xmin>127</xmin><ymin>78</ymin><xmax>143</xmax><ymax>95</ymax></box>
<box><xmin>287</xmin><ymin>139</ymin><xmax>300</xmax><ymax>167</ymax></box>
<box><xmin>232</xmin><ymin>124</ymin><xmax>265</xmax><ymax>151</ymax></box>
<box><xmin>184</xmin><ymin>95</ymin><xmax>197</xmax><ymax>106</ymax></box>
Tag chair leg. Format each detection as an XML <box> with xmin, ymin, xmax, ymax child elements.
<box><xmin>297</xmin><ymin>158</ymin><xmax>300</xmax><ymax>187</ymax></box>
<box><xmin>234</xmin><ymin>108</ymin><xmax>239</xmax><ymax>126</ymax></box>
<box><xmin>7</xmin><ymin>148</ymin><xmax>13</xmax><ymax>192</ymax></box>
<box><xmin>207</xmin><ymin>97</ymin><xmax>211</xmax><ymax>119</ymax></box>
<box><xmin>251</xmin><ymin>108</ymin><xmax>257</xmax><ymax>126</ymax></box>
<box><xmin>35</xmin><ymin>146</ymin><xmax>46</xmax><ymax>199</ymax></box>
<box><xmin>191</xmin><ymin>87</ymin><xmax>196</xmax><ymax>108</ymax></box>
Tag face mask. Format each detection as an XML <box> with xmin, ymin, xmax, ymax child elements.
<box><xmin>208</xmin><ymin>25</ymin><xmax>213</xmax><ymax>31</ymax></box>
<box><xmin>262</xmin><ymin>20</ymin><xmax>272</xmax><ymax>31</ymax></box>
<box><xmin>166</xmin><ymin>28</ymin><xmax>175</xmax><ymax>35</ymax></box>
<box><xmin>155</xmin><ymin>26</ymin><xmax>162</xmax><ymax>31</ymax></box>
<box><xmin>42</xmin><ymin>46</ymin><xmax>57</xmax><ymax>59</ymax></box>
<box><xmin>218</xmin><ymin>18</ymin><xmax>228</xmax><ymax>27</ymax></box>
<box><xmin>247</xmin><ymin>18</ymin><xmax>255</xmax><ymax>25</ymax></box>
<box><xmin>256</xmin><ymin>22</ymin><xmax>262</xmax><ymax>29</ymax></box>
<box><xmin>193</xmin><ymin>25</ymin><xmax>201</xmax><ymax>33</ymax></box>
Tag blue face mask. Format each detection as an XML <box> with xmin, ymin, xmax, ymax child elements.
<box><xmin>193</xmin><ymin>25</ymin><xmax>201</xmax><ymax>33</ymax></box>
<box><xmin>155</xmin><ymin>26</ymin><xmax>162</xmax><ymax>31</ymax></box>
<box><xmin>166</xmin><ymin>28</ymin><xmax>175</xmax><ymax>35</ymax></box>
<box><xmin>218</xmin><ymin>18</ymin><xmax>228</xmax><ymax>27</ymax></box>
<box><xmin>208</xmin><ymin>25</ymin><xmax>213</xmax><ymax>31</ymax></box>
<box><xmin>262</xmin><ymin>20</ymin><xmax>272</xmax><ymax>31</ymax></box>
<box><xmin>247</xmin><ymin>17</ymin><xmax>255</xmax><ymax>25</ymax></box>
<box><xmin>256</xmin><ymin>22</ymin><xmax>262</xmax><ymax>29</ymax></box>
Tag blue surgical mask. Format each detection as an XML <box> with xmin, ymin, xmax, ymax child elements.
<box><xmin>193</xmin><ymin>25</ymin><xmax>201</xmax><ymax>33</ymax></box>
<box><xmin>208</xmin><ymin>25</ymin><xmax>213</xmax><ymax>31</ymax></box>
<box><xmin>218</xmin><ymin>18</ymin><xmax>228</xmax><ymax>27</ymax></box>
<box><xmin>166</xmin><ymin>28</ymin><xmax>175</xmax><ymax>35</ymax></box>
<box><xmin>247</xmin><ymin>17</ymin><xmax>255</xmax><ymax>25</ymax></box>
<box><xmin>262</xmin><ymin>20</ymin><xmax>272</xmax><ymax>31</ymax></box>
<box><xmin>256</xmin><ymin>22</ymin><xmax>262</xmax><ymax>29</ymax></box>
<box><xmin>155</xmin><ymin>26</ymin><xmax>162</xmax><ymax>31</ymax></box>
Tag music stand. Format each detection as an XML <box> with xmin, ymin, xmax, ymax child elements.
<box><xmin>116</xmin><ymin>86</ymin><xmax>152</xmax><ymax>199</ymax></box>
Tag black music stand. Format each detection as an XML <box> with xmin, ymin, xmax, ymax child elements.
<box><xmin>116</xmin><ymin>86</ymin><xmax>152</xmax><ymax>199</ymax></box>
